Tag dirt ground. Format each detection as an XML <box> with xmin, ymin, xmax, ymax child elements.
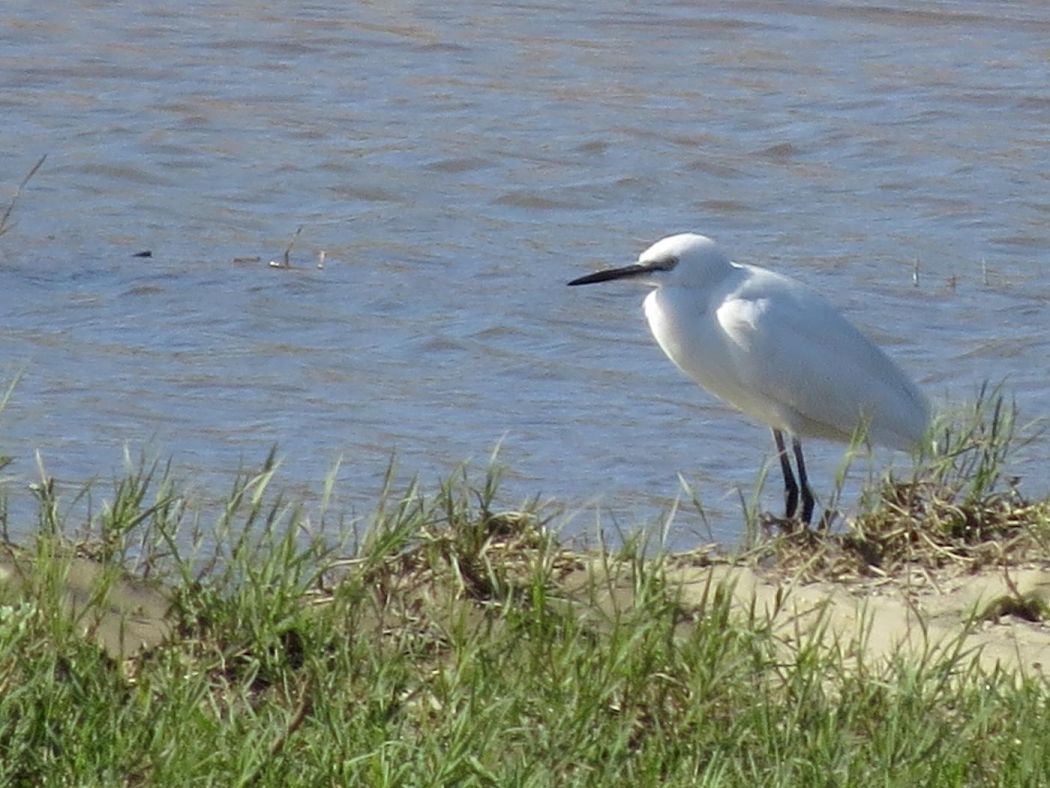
<box><xmin>4</xmin><ymin>543</ymin><xmax>1050</xmax><ymax>678</ymax></box>
<box><xmin>563</xmin><ymin>555</ymin><xmax>1050</xmax><ymax>679</ymax></box>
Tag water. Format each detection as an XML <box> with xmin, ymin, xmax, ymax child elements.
<box><xmin>1</xmin><ymin>1</ymin><xmax>1049</xmax><ymax>548</ymax></box>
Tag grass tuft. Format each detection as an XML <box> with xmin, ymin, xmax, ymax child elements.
<box><xmin>0</xmin><ymin>417</ymin><xmax>1049</xmax><ymax>782</ymax></box>
<box><xmin>764</xmin><ymin>384</ymin><xmax>1050</xmax><ymax>581</ymax></box>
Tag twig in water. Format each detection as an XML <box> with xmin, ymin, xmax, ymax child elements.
<box><xmin>269</xmin><ymin>224</ymin><xmax>304</xmax><ymax>268</ymax></box>
<box><xmin>0</xmin><ymin>154</ymin><xmax>47</xmax><ymax>237</ymax></box>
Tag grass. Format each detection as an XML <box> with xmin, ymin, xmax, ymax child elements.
<box><xmin>1</xmin><ymin>394</ymin><xmax>1050</xmax><ymax>785</ymax></box>
<box><xmin>760</xmin><ymin>385</ymin><xmax>1050</xmax><ymax>582</ymax></box>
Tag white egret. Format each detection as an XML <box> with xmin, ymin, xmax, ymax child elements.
<box><xmin>568</xmin><ymin>233</ymin><xmax>929</xmax><ymax>525</ymax></box>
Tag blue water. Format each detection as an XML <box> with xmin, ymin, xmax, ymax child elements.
<box><xmin>1</xmin><ymin>1</ymin><xmax>1048</xmax><ymax>547</ymax></box>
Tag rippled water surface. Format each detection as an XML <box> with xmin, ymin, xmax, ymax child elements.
<box><xmin>2</xmin><ymin>1</ymin><xmax>1049</xmax><ymax>546</ymax></box>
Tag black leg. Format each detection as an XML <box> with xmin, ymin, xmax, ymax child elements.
<box><xmin>792</xmin><ymin>437</ymin><xmax>816</xmax><ymax>525</ymax></box>
<box><xmin>772</xmin><ymin>429</ymin><xmax>799</xmax><ymax>519</ymax></box>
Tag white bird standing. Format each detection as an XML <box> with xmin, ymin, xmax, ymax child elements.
<box><xmin>568</xmin><ymin>233</ymin><xmax>929</xmax><ymax>525</ymax></box>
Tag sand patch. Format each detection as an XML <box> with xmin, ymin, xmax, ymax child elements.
<box><xmin>3</xmin><ymin>532</ymin><xmax>1050</xmax><ymax>678</ymax></box>
<box><xmin>0</xmin><ymin>552</ymin><xmax>172</xmax><ymax>660</ymax></box>
<box><xmin>565</xmin><ymin>556</ymin><xmax>1050</xmax><ymax>678</ymax></box>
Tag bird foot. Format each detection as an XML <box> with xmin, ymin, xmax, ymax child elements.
<box><xmin>760</xmin><ymin>509</ymin><xmax>840</xmax><ymax>537</ymax></box>
<box><xmin>759</xmin><ymin>512</ymin><xmax>807</xmax><ymax>535</ymax></box>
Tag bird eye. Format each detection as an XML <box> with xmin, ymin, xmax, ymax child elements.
<box><xmin>659</xmin><ymin>255</ymin><xmax>679</xmax><ymax>270</ymax></box>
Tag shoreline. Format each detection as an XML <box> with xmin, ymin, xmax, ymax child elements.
<box><xmin>2</xmin><ymin>430</ymin><xmax>1049</xmax><ymax>782</ymax></box>
<box><xmin>4</xmin><ymin>522</ymin><xmax>1049</xmax><ymax>677</ymax></box>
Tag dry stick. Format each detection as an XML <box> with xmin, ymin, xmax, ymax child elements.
<box><xmin>244</xmin><ymin>678</ymin><xmax>314</xmax><ymax>785</ymax></box>
<box><xmin>268</xmin><ymin>224</ymin><xmax>304</xmax><ymax>269</ymax></box>
<box><xmin>269</xmin><ymin>683</ymin><xmax>312</xmax><ymax>758</ymax></box>
<box><xmin>283</xmin><ymin>224</ymin><xmax>304</xmax><ymax>266</ymax></box>
<box><xmin>0</xmin><ymin>154</ymin><xmax>47</xmax><ymax>236</ymax></box>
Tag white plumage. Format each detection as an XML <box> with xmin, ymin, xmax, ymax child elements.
<box><xmin>569</xmin><ymin>233</ymin><xmax>929</xmax><ymax>524</ymax></box>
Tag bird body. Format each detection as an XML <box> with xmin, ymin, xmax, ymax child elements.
<box><xmin>568</xmin><ymin>233</ymin><xmax>930</xmax><ymax>524</ymax></box>
<box><xmin>643</xmin><ymin>258</ymin><xmax>928</xmax><ymax>450</ymax></box>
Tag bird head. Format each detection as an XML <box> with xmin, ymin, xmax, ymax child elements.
<box><xmin>568</xmin><ymin>233</ymin><xmax>732</xmax><ymax>289</ymax></box>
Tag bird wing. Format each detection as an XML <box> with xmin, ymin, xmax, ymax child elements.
<box><xmin>714</xmin><ymin>271</ymin><xmax>927</xmax><ymax>448</ymax></box>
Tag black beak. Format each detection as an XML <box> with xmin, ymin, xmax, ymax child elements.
<box><xmin>567</xmin><ymin>264</ymin><xmax>650</xmax><ymax>286</ymax></box>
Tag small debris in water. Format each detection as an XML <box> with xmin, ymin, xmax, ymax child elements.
<box><xmin>280</xmin><ymin>224</ymin><xmax>303</xmax><ymax>268</ymax></box>
<box><xmin>232</xmin><ymin>228</ymin><xmax>321</xmax><ymax>271</ymax></box>
<box><xmin>132</xmin><ymin>250</ymin><xmax>152</xmax><ymax>258</ymax></box>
